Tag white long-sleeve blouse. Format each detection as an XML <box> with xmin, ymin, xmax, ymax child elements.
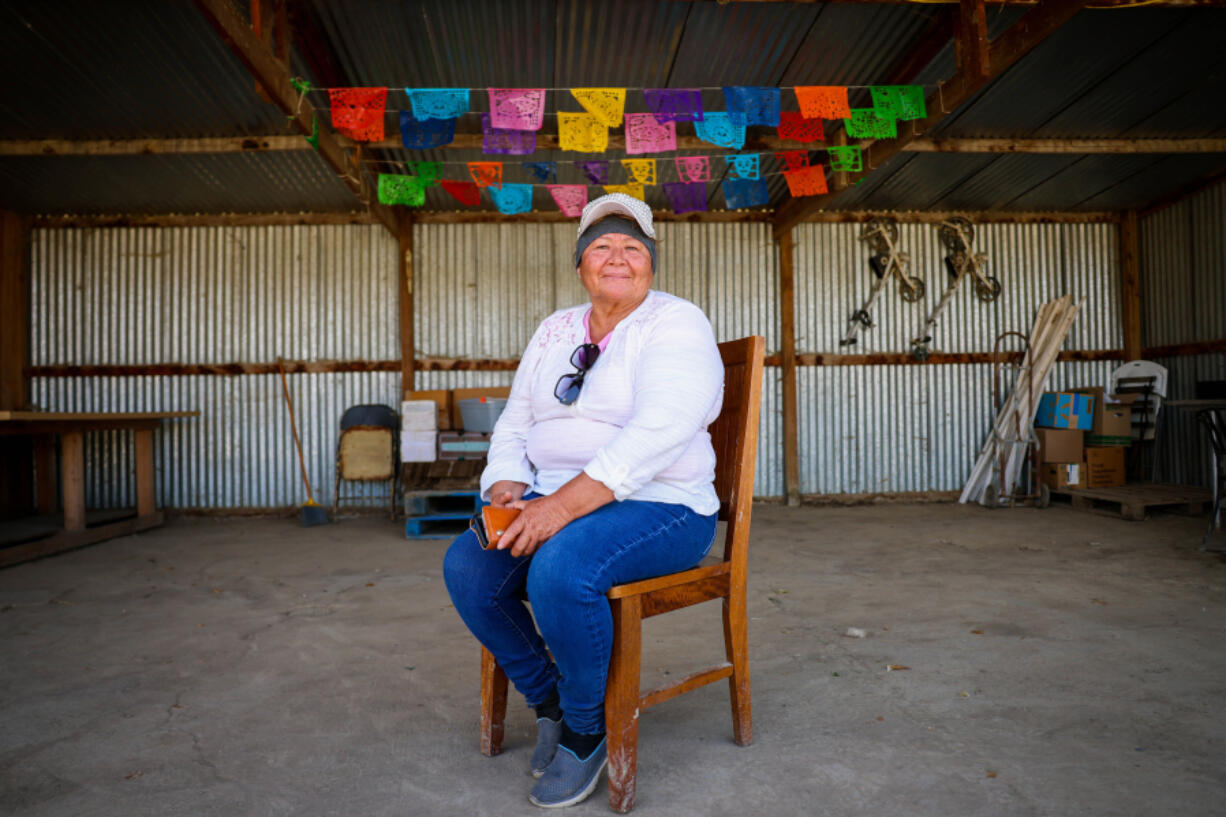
<box><xmin>480</xmin><ymin>290</ymin><xmax>725</xmax><ymax>516</ymax></box>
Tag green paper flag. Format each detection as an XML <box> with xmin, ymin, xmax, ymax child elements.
<box><xmin>378</xmin><ymin>174</ymin><xmax>426</xmax><ymax>207</ymax></box>
<box><xmin>845</xmin><ymin>108</ymin><xmax>897</xmax><ymax>139</ymax></box>
<box><xmin>827</xmin><ymin>145</ymin><xmax>862</xmax><ymax>173</ymax></box>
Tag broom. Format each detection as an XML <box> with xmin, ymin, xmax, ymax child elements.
<box><xmin>277</xmin><ymin>357</ymin><xmax>330</xmax><ymax>526</ymax></box>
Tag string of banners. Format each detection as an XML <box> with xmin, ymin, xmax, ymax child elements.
<box><xmin>316</xmin><ymin>84</ymin><xmax>926</xmax><ymax>213</ymax></box>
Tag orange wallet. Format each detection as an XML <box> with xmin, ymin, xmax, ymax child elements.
<box><xmin>479</xmin><ymin>505</ymin><xmax>521</xmax><ymax>549</ymax></box>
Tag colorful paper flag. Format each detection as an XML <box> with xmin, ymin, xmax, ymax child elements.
<box><xmin>845</xmin><ymin>108</ymin><xmax>897</xmax><ymax>139</ymax></box>
<box><xmin>488</xmin><ymin>183</ymin><xmax>534</xmax><ymax>215</ymax></box>
<box><xmin>408</xmin><ymin>161</ymin><xmax>443</xmax><ymax>187</ymax></box>
<box><xmin>722</xmin><ymin>177</ymin><xmax>769</xmax><ymax>210</ymax></box>
<box><xmin>869</xmin><ymin>86</ymin><xmax>927</xmax><ymax>121</ymax></box>
<box><xmin>723</xmin><ymin>86</ymin><xmax>781</xmax><ymax>127</ymax></box>
<box><xmin>574</xmin><ymin>160</ymin><xmax>609</xmax><ymax>185</ymax></box>
<box><xmin>784</xmin><ymin>165</ymin><xmax>828</xmax><ymax>197</ymax></box>
<box><xmin>571</xmin><ymin>88</ymin><xmax>625</xmax><ymax>127</ymax></box>
<box><xmin>664</xmin><ymin>182</ymin><xmax>707</xmax><ymax>215</ymax></box>
<box><xmin>725</xmin><ymin>153</ymin><xmax>760</xmax><ymax>180</ymax></box>
<box><xmin>522</xmin><ymin>161</ymin><xmax>558</xmax><ymax>183</ymax></box>
<box><xmin>794</xmin><ymin>86</ymin><xmax>850</xmax><ymax>120</ymax></box>
<box><xmin>694</xmin><ymin>112</ymin><xmax>746</xmax><ymax>150</ymax></box>
<box><xmin>775</xmin><ymin>150</ymin><xmax>810</xmax><ymax>172</ymax></box>
<box><xmin>329</xmin><ymin>87</ymin><xmax>386</xmax><ymax>142</ymax></box>
<box><xmin>406</xmin><ymin>88</ymin><xmax>469</xmax><ymax>120</ymax></box>
<box><xmin>481</xmin><ymin>113</ymin><xmax>536</xmax><ymax>155</ymax></box>
<box><xmin>558</xmin><ymin>112</ymin><xmax>609</xmax><ymax>152</ymax></box>
<box><xmin>777</xmin><ymin>111</ymin><xmax>825</xmax><ymax>143</ymax></box>
<box><xmin>827</xmin><ymin>145</ymin><xmax>863</xmax><ymax>173</ymax></box>
<box><xmin>377</xmin><ymin>174</ymin><xmax>425</xmax><ymax>207</ymax></box>
<box><xmin>468</xmin><ymin>161</ymin><xmax>503</xmax><ymax>189</ymax></box>
<box><xmin>643</xmin><ymin>88</ymin><xmax>704</xmax><ymax>123</ymax></box>
<box><xmin>548</xmin><ymin>185</ymin><xmax>589</xmax><ymax>217</ymax></box>
<box><xmin>674</xmin><ymin>156</ymin><xmax>710</xmax><ymax>183</ymax></box>
<box><xmin>488</xmin><ymin>88</ymin><xmax>546</xmax><ymax>131</ymax></box>
<box><xmin>399</xmin><ymin>111</ymin><xmax>455</xmax><ymax>149</ymax></box>
<box><xmin>602</xmin><ymin>183</ymin><xmax>645</xmax><ymax>201</ymax></box>
<box><xmin>898</xmin><ymin>86</ymin><xmax>926</xmax><ymax>121</ymax></box>
<box><xmin>621</xmin><ymin>159</ymin><xmax>657</xmax><ymax>185</ymax></box>
<box><xmin>624</xmin><ymin>113</ymin><xmax>676</xmax><ymax>155</ymax></box>
<box><xmin>441</xmin><ymin>178</ymin><xmax>481</xmax><ymax>206</ymax></box>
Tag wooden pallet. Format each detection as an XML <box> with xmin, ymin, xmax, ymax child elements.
<box><xmin>404</xmin><ymin>489</ymin><xmax>483</xmax><ymax>539</ymax></box>
<box><xmin>1050</xmin><ymin>482</ymin><xmax>1210</xmax><ymax>521</ymax></box>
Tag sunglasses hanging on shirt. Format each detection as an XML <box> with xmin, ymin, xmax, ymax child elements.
<box><xmin>554</xmin><ymin>343</ymin><xmax>601</xmax><ymax>405</ymax></box>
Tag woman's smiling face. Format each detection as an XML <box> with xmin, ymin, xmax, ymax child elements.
<box><xmin>577</xmin><ymin>231</ymin><xmax>653</xmax><ymax>307</ymax></box>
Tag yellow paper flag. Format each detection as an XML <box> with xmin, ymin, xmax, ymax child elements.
<box><xmin>571</xmin><ymin>88</ymin><xmax>626</xmax><ymax>128</ymax></box>
<box><xmin>620</xmin><ymin>159</ymin><xmax>657</xmax><ymax>185</ymax></box>
<box><xmin>558</xmin><ymin>112</ymin><xmax>609</xmax><ymax>152</ymax></box>
<box><xmin>602</xmin><ymin>183</ymin><xmax>645</xmax><ymax>201</ymax></box>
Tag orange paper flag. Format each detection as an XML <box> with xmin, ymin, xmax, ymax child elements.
<box><xmin>794</xmin><ymin>86</ymin><xmax>850</xmax><ymax>121</ymax></box>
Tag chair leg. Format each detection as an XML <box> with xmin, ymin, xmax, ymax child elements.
<box><xmin>723</xmin><ymin>595</ymin><xmax>754</xmax><ymax>747</ymax></box>
<box><xmin>606</xmin><ymin>596</ymin><xmax>642</xmax><ymax>813</ymax></box>
<box><xmin>480</xmin><ymin>646</ymin><xmax>508</xmax><ymax>756</ymax></box>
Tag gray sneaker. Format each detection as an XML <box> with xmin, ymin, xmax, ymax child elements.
<box><xmin>528</xmin><ymin>738</ymin><xmax>607</xmax><ymax>808</ymax></box>
<box><xmin>530</xmin><ymin>717</ymin><xmax>563</xmax><ymax>778</ymax></box>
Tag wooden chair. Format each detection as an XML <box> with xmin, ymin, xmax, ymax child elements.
<box><xmin>478</xmin><ymin>335</ymin><xmax>764</xmax><ymax>812</ymax></box>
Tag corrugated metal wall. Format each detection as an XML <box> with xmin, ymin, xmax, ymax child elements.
<box><xmin>29</xmin><ymin>218</ymin><xmax>1127</xmax><ymax>509</ymax></box>
<box><xmin>1141</xmin><ymin>183</ymin><xmax>1226</xmax><ymax>486</ymax></box>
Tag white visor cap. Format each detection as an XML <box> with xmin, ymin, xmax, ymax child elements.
<box><xmin>575</xmin><ymin>193</ymin><xmax>656</xmax><ymax>240</ymax></box>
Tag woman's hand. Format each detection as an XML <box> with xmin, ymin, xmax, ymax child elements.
<box><xmin>497</xmin><ymin>495</ymin><xmax>573</xmax><ymax>558</ymax></box>
<box><xmin>488</xmin><ymin>480</ymin><xmax>528</xmax><ymax>508</ymax></box>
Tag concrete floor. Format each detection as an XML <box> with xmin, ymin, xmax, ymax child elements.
<box><xmin>1</xmin><ymin>502</ymin><xmax>1224</xmax><ymax>817</ymax></box>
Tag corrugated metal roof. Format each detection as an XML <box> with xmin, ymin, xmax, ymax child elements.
<box><xmin>2</xmin><ymin>1</ymin><xmax>1226</xmax><ymax>216</ymax></box>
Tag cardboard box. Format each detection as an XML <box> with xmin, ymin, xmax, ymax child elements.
<box><xmin>1040</xmin><ymin>462</ymin><xmax>1083</xmax><ymax>491</ymax></box>
<box><xmin>1071</xmin><ymin>387</ymin><xmax>1136</xmax><ymax>437</ymax></box>
<box><xmin>1086</xmin><ymin>434</ymin><xmax>1131</xmax><ymax>448</ymax></box>
<box><xmin>400</xmin><ymin>430</ymin><xmax>437</xmax><ymax>463</ymax></box>
<box><xmin>451</xmin><ymin>387</ymin><xmax>510</xmax><ymax>430</ymax></box>
<box><xmin>404</xmin><ymin>389</ymin><xmax>452</xmax><ymax>431</ymax></box>
<box><xmin>1036</xmin><ymin>428</ymin><xmax>1084</xmax><ymax>464</ymax></box>
<box><xmin>1084</xmin><ymin>446</ymin><xmax>1126</xmax><ymax>488</ymax></box>
<box><xmin>438</xmin><ymin>430</ymin><xmax>491</xmax><ymax>460</ymax></box>
<box><xmin>400</xmin><ymin>400</ymin><xmax>438</xmax><ymax>431</ymax></box>
<box><xmin>1034</xmin><ymin>392</ymin><xmax>1094</xmax><ymax>430</ymax></box>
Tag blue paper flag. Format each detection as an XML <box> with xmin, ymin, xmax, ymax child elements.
<box><xmin>725</xmin><ymin>153</ymin><xmax>760</xmax><ymax>180</ymax></box>
<box><xmin>574</xmin><ymin>160</ymin><xmax>610</xmax><ymax>185</ymax></box>
<box><xmin>722</xmin><ymin>86</ymin><xmax>780</xmax><ymax>127</ymax></box>
<box><xmin>488</xmin><ymin>183</ymin><xmax>534</xmax><ymax>215</ymax></box>
<box><xmin>522</xmin><ymin>161</ymin><xmax>558</xmax><ymax>183</ymax></box>
<box><xmin>399</xmin><ymin>111</ymin><xmax>455</xmax><ymax>150</ymax></box>
<box><xmin>695</xmin><ymin>112</ymin><xmax>746</xmax><ymax>150</ymax></box>
<box><xmin>406</xmin><ymin>88</ymin><xmax>469</xmax><ymax>120</ymax></box>
<box><xmin>722</xmin><ymin>177</ymin><xmax>769</xmax><ymax>210</ymax></box>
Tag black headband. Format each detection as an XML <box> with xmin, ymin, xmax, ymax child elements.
<box><xmin>575</xmin><ymin>216</ymin><xmax>657</xmax><ymax>272</ymax></box>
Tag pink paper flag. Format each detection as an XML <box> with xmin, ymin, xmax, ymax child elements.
<box><xmin>675</xmin><ymin>156</ymin><xmax>710</xmax><ymax>183</ymax></box>
<box><xmin>547</xmin><ymin>185</ymin><xmax>589</xmax><ymax>217</ymax></box>
<box><xmin>488</xmin><ymin>88</ymin><xmax>547</xmax><ymax>131</ymax></box>
<box><xmin>624</xmin><ymin>113</ymin><xmax>677</xmax><ymax>155</ymax></box>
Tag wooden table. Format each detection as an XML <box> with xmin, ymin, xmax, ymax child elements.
<box><xmin>0</xmin><ymin>410</ymin><xmax>199</xmax><ymax>567</ymax></box>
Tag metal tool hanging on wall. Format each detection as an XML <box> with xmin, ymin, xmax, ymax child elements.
<box><xmin>911</xmin><ymin>217</ymin><xmax>1002</xmax><ymax>360</ymax></box>
<box><xmin>839</xmin><ymin>217</ymin><xmax>925</xmax><ymax>346</ymax></box>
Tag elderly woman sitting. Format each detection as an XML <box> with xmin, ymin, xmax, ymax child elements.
<box><xmin>443</xmin><ymin>193</ymin><xmax>724</xmax><ymax>808</ymax></box>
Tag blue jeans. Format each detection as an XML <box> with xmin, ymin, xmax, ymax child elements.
<box><xmin>443</xmin><ymin>495</ymin><xmax>717</xmax><ymax>734</ymax></box>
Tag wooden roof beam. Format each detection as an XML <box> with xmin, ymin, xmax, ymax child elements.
<box><xmin>772</xmin><ymin>0</ymin><xmax>1088</xmax><ymax>237</ymax></box>
<box><xmin>191</xmin><ymin>0</ymin><xmax>398</xmax><ymax>235</ymax></box>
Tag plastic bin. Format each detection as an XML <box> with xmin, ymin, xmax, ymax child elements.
<box><xmin>458</xmin><ymin>397</ymin><xmax>507</xmax><ymax>432</ymax></box>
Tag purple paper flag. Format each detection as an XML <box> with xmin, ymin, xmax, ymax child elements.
<box><xmin>664</xmin><ymin>182</ymin><xmax>708</xmax><ymax>215</ymax></box>
<box><xmin>547</xmin><ymin>185</ymin><xmax>588</xmax><ymax>217</ymax></box>
<box><xmin>488</xmin><ymin>88</ymin><xmax>546</xmax><ymax>131</ymax></box>
<box><xmin>574</xmin><ymin>160</ymin><xmax>609</xmax><ymax>185</ymax></box>
<box><xmin>675</xmin><ymin>156</ymin><xmax>711</xmax><ymax>183</ymax></box>
<box><xmin>481</xmin><ymin>113</ymin><xmax>535</xmax><ymax>155</ymax></box>
<box><xmin>624</xmin><ymin>113</ymin><xmax>676</xmax><ymax>155</ymax></box>
<box><xmin>643</xmin><ymin>88</ymin><xmax>704</xmax><ymax>123</ymax></box>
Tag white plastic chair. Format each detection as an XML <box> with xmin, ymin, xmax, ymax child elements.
<box><xmin>1110</xmin><ymin>360</ymin><xmax>1168</xmax><ymax>442</ymax></box>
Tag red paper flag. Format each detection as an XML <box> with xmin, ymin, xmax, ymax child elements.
<box><xmin>328</xmin><ymin>87</ymin><xmax>387</xmax><ymax>142</ymax></box>
<box><xmin>441</xmin><ymin>179</ymin><xmax>481</xmax><ymax>206</ymax></box>
<box><xmin>777</xmin><ymin>111</ymin><xmax>825</xmax><ymax>143</ymax></box>
<box><xmin>468</xmin><ymin>161</ymin><xmax>503</xmax><ymax>189</ymax></box>
<box><xmin>784</xmin><ymin>165</ymin><xmax>828</xmax><ymax>197</ymax></box>
<box><xmin>794</xmin><ymin>86</ymin><xmax>850</xmax><ymax>120</ymax></box>
<box><xmin>776</xmin><ymin>150</ymin><xmax>810</xmax><ymax>172</ymax></box>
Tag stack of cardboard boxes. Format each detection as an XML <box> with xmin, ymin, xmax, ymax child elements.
<box><xmin>1034</xmin><ymin>387</ymin><xmax>1135</xmax><ymax>491</ymax></box>
<box><xmin>400</xmin><ymin>387</ymin><xmax>510</xmax><ymax>462</ymax></box>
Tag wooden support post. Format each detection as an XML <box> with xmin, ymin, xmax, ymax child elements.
<box><xmin>778</xmin><ymin>229</ymin><xmax>800</xmax><ymax>507</ymax></box>
<box><xmin>61</xmin><ymin>431</ymin><xmax>85</xmax><ymax>531</ymax></box>
<box><xmin>34</xmin><ymin>435</ymin><xmax>56</xmax><ymax>515</ymax></box>
<box><xmin>1119</xmin><ymin>209</ymin><xmax>1142</xmax><ymax>362</ymax></box>
<box><xmin>1</xmin><ymin>210</ymin><xmax>33</xmax><ymax>514</ymax></box>
<box><xmin>398</xmin><ymin>213</ymin><xmax>415</xmax><ymax>397</ymax></box>
<box><xmin>956</xmin><ymin>0</ymin><xmax>990</xmax><ymax>79</ymax></box>
<box><xmin>135</xmin><ymin>428</ymin><xmax>156</xmax><ymax>517</ymax></box>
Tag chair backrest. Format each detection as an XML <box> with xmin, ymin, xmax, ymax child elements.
<box><xmin>340</xmin><ymin>404</ymin><xmax>399</xmax><ymax>432</ymax></box>
<box><xmin>710</xmin><ymin>336</ymin><xmax>765</xmax><ymax>565</ymax></box>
